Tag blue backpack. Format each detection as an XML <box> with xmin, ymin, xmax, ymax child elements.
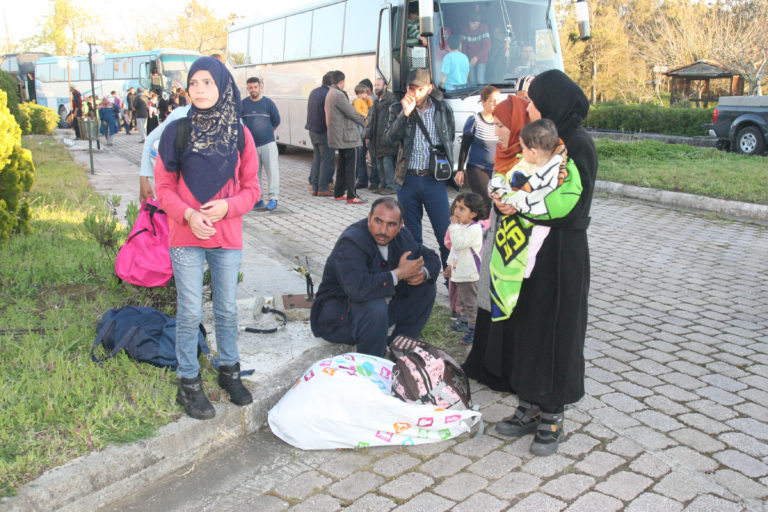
<box><xmin>91</xmin><ymin>306</ymin><xmax>214</xmax><ymax>370</ymax></box>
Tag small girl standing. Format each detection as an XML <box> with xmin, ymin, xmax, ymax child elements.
<box><xmin>445</xmin><ymin>192</ymin><xmax>487</xmax><ymax>344</ymax></box>
<box><xmin>154</xmin><ymin>57</ymin><xmax>260</xmax><ymax>420</ymax></box>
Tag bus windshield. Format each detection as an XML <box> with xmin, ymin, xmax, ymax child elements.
<box><xmin>159</xmin><ymin>54</ymin><xmax>199</xmax><ymax>90</ymax></box>
<box><xmin>428</xmin><ymin>0</ymin><xmax>561</xmax><ymax>92</ymax></box>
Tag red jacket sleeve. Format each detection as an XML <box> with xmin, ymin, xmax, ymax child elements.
<box><xmin>225</xmin><ymin>128</ymin><xmax>260</xmax><ymax>218</ymax></box>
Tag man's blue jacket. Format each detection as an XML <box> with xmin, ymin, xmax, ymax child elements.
<box><xmin>310</xmin><ymin>218</ymin><xmax>441</xmax><ymax>338</ymax></box>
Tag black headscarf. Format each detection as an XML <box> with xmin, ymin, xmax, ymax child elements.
<box><xmin>527</xmin><ymin>70</ymin><xmax>589</xmax><ymax>141</ymax></box>
<box><xmin>158</xmin><ymin>56</ymin><xmax>242</xmax><ymax>205</ymax></box>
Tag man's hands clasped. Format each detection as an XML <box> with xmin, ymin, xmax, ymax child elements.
<box><xmin>394</xmin><ymin>251</ymin><xmax>427</xmax><ymax>286</ymax></box>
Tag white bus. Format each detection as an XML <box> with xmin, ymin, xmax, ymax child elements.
<box><xmin>34</xmin><ymin>49</ymin><xmax>200</xmax><ymax>119</ymax></box>
<box><xmin>227</xmin><ymin>0</ymin><xmax>583</xmax><ymax>158</ymax></box>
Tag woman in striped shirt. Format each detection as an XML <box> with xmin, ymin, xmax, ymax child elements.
<box><xmin>455</xmin><ymin>85</ymin><xmax>501</xmax><ymax>211</ymax></box>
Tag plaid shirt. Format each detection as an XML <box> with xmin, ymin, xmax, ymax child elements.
<box><xmin>408</xmin><ymin>101</ymin><xmax>437</xmax><ymax>171</ymax></box>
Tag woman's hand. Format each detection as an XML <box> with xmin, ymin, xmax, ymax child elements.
<box><xmin>454</xmin><ymin>170</ymin><xmax>465</xmax><ymax>187</ymax></box>
<box><xmin>186</xmin><ymin>210</ymin><xmax>216</xmax><ymax>240</ymax></box>
<box><xmin>200</xmin><ymin>199</ymin><xmax>229</xmax><ymax>223</ymax></box>
<box><xmin>493</xmin><ymin>195</ymin><xmax>517</xmax><ymax>215</ymax></box>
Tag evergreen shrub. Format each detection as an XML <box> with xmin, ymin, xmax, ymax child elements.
<box><xmin>0</xmin><ymin>90</ymin><xmax>35</xmax><ymax>243</ymax></box>
<box><xmin>585</xmin><ymin>104</ymin><xmax>715</xmax><ymax>137</ymax></box>
<box><xmin>19</xmin><ymin>103</ymin><xmax>59</xmax><ymax>134</ymax></box>
<box><xmin>0</xmin><ymin>70</ymin><xmax>23</xmax><ymax>128</ymax></box>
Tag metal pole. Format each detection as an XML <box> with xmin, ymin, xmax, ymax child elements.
<box><xmin>88</xmin><ymin>44</ymin><xmax>101</xmax><ymax>150</ymax></box>
<box><xmin>88</xmin><ymin>139</ymin><xmax>94</xmax><ymax>174</ymax></box>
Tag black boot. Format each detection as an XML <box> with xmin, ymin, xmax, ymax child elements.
<box><xmin>495</xmin><ymin>400</ymin><xmax>540</xmax><ymax>437</ymax></box>
<box><xmin>176</xmin><ymin>373</ymin><xmax>215</xmax><ymax>420</ymax></box>
<box><xmin>530</xmin><ymin>409</ymin><xmax>565</xmax><ymax>456</ymax></box>
<box><xmin>218</xmin><ymin>363</ymin><xmax>253</xmax><ymax>406</ymax></box>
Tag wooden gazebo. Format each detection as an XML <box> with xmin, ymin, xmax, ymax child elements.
<box><xmin>664</xmin><ymin>60</ymin><xmax>744</xmax><ymax>108</ymax></box>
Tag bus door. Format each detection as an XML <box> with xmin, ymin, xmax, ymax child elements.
<box><xmin>140</xmin><ymin>59</ymin><xmax>164</xmax><ymax>93</ymax></box>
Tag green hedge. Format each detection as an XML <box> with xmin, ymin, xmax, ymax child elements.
<box><xmin>0</xmin><ymin>70</ymin><xmax>23</xmax><ymax>129</ymax></box>
<box><xmin>0</xmin><ymin>90</ymin><xmax>35</xmax><ymax>243</ymax></box>
<box><xmin>19</xmin><ymin>103</ymin><xmax>58</xmax><ymax>135</ymax></box>
<box><xmin>585</xmin><ymin>104</ymin><xmax>715</xmax><ymax>137</ymax></box>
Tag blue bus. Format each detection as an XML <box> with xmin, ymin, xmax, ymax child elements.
<box><xmin>34</xmin><ymin>49</ymin><xmax>200</xmax><ymax>118</ymax></box>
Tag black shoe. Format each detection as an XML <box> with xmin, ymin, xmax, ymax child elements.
<box><xmin>495</xmin><ymin>400</ymin><xmax>540</xmax><ymax>437</ymax></box>
<box><xmin>218</xmin><ymin>363</ymin><xmax>253</xmax><ymax>406</ymax></box>
<box><xmin>176</xmin><ymin>373</ymin><xmax>215</xmax><ymax>420</ymax></box>
<box><xmin>530</xmin><ymin>411</ymin><xmax>564</xmax><ymax>456</ymax></box>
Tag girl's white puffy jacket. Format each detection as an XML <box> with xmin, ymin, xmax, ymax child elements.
<box><xmin>447</xmin><ymin>222</ymin><xmax>483</xmax><ymax>283</ymax></box>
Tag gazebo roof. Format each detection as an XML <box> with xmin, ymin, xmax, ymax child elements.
<box><xmin>664</xmin><ymin>60</ymin><xmax>735</xmax><ymax>79</ymax></box>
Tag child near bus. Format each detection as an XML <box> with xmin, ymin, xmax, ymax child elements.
<box><xmin>444</xmin><ymin>192</ymin><xmax>487</xmax><ymax>344</ymax></box>
<box><xmin>154</xmin><ymin>56</ymin><xmax>260</xmax><ymax>420</ymax></box>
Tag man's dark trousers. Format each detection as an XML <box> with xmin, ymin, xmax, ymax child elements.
<box><xmin>397</xmin><ymin>174</ymin><xmax>451</xmax><ymax>268</ymax></box>
<box><xmin>321</xmin><ymin>281</ymin><xmax>436</xmax><ymax>357</ymax></box>
<box><xmin>309</xmin><ymin>130</ymin><xmax>334</xmax><ymax>191</ymax></box>
<box><xmin>334</xmin><ymin>147</ymin><xmax>361</xmax><ymax>200</ymax></box>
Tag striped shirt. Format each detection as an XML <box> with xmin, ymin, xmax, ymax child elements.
<box><xmin>408</xmin><ymin>101</ymin><xmax>438</xmax><ymax>171</ymax></box>
<box><xmin>464</xmin><ymin>113</ymin><xmax>498</xmax><ymax>171</ymax></box>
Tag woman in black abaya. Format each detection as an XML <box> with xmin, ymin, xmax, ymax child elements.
<box><xmin>463</xmin><ymin>70</ymin><xmax>598</xmax><ymax>456</ymax></box>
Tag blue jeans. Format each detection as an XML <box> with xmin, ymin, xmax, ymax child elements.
<box><xmin>309</xmin><ymin>130</ymin><xmax>334</xmax><ymax>191</ymax></box>
<box><xmin>170</xmin><ymin>246</ymin><xmax>242</xmax><ymax>379</ymax></box>
<box><xmin>397</xmin><ymin>174</ymin><xmax>451</xmax><ymax>268</ymax></box>
<box><xmin>376</xmin><ymin>155</ymin><xmax>396</xmax><ymax>189</ymax></box>
<box><xmin>469</xmin><ymin>62</ymin><xmax>486</xmax><ymax>85</ymax></box>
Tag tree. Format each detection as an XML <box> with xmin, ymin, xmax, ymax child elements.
<box><xmin>136</xmin><ymin>1</ymin><xmax>234</xmax><ymax>56</ymax></box>
<box><xmin>21</xmin><ymin>0</ymin><xmax>101</xmax><ymax>54</ymax></box>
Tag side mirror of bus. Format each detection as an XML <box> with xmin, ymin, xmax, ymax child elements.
<box><xmin>418</xmin><ymin>0</ymin><xmax>434</xmax><ymax>37</ymax></box>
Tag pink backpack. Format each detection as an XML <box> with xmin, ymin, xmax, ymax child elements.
<box><xmin>115</xmin><ymin>198</ymin><xmax>173</xmax><ymax>287</ymax></box>
<box><xmin>390</xmin><ymin>335</ymin><xmax>472</xmax><ymax>410</ymax></box>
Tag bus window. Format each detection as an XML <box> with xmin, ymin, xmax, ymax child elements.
<box><xmin>262</xmin><ymin>18</ymin><xmax>286</xmax><ymax>63</ymax></box>
<box><xmin>343</xmin><ymin>0</ymin><xmax>378</xmax><ymax>54</ymax></box>
<box><xmin>228</xmin><ymin>27</ymin><xmax>249</xmax><ymax>66</ymax></box>
<box><xmin>114</xmin><ymin>57</ymin><xmax>131</xmax><ymax>79</ymax></box>
<box><xmin>133</xmin><ymin>58</ymin><xmax>145</xmax><ymax>80</ymax></box>
<box><xmin>96</xmin><ymin>58</ymin><xmax>112</xmax><ymax>80</ymax></box>
<box><xmin>284</xmin><ymin>12</ymin><xmax>312</xmax><ymax>61</ymax></box>
<box><xmin>248</xmin><ymin>25</ymin><xmax>263</xmax><ymax>65</ymax></box>
<box><xmin>311</xmin><ymin>3</ymin><xmax>344</xmax><ymax>58</ymax></box>
<box><xmin>50</xmin><ymin>63</ymin><xmax>67</xmax><ymax>82</ymax></box>
<box><xmin>36</xmin><ymin>63</ymin><xmax>50</xmax><ymax>82</ymax></box>
<box><xmin>160</xmin><ymin>54</ymin><xmax>197</xmax><ymax>89</ymax></box>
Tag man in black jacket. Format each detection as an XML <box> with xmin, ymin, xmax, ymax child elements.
<box><xmin>384</xmin><ymin>69</ymin><xmax>455</xmax><ymax>268</ymax></box>
<box><xmin>305</xmin><ymin>71</ymin><xmax>334</xmax><ymax>196</ymax></box>
<box><xmin>310</xmin><ymin>197</ymin><xmax>440</xmax><ymax>356</ymax></box>
<box><xmin>366</xmin><ymin>77</ymin><xmax>398</xmax><ymax>195</ymax></box>
<box><xmin>133</xmin><ymin>88</ymin><xmax>149</xmax><ymax>142</ymax></box>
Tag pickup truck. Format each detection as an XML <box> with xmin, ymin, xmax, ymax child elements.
<box><xmin>706</xmin><ymin>96</ymin><xmax>768</xmax><ymax>156</ymax></box>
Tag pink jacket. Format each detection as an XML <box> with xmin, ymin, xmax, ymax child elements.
<box><xmin>154</xmin><ymin>128</ymin><xmax>261</xmax><ymax>249</ymax></box>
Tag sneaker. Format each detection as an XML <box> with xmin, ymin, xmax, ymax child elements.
<box><xmin>253</xmin><ymin>200</ymin><xmax>265</xmax><ymax>209</ymax></box>
<box><xmin>334</xmin><ymin>195</ymin><xmax>347</xmax><ymax>201</ymax></box>
<box><xmin>376</xmin><ymin>187</ymin><xmax>396</xmax><ymax>195</ymax></box>
<box><xmin>461</xmin><ymin>327</ymin><xmax>475</xmax><ymax>345</ymax></box>
<box><xmin>450</xmin><ymin>310</ymin><xmax>459</xmax><ymax>321</ymax></box>
<box><xmin>266</xmin><ymin>199</ymin><xmax>278</xmax><ymax>211</ymax></box>
<box><xmin>317</xmin><ymin>190</ymin><xmax>334</xmax><ymax>197</ymax></box>
<box><xmin>530</xmin><ymin>411</ymin><xmax>564</xmax><ymax>456</ymax></box>
<box><xmin>347</xmin><ymin>197</ymin><xmax>367</xmax><ymax>204</ymax></box>
<box><xmin>496</xmin><ymin>401</ymin><xmax>541</xmax><ymax>437</ymax></box>
<box><xmin>311</xmin><ymin>190</ymin><xmax>318</xmax><ymax>196</ymax></box>
<box><xmin>450</xmin><ymin>318</ymin><xmax>469</xmax><ymax>332</ymax></box>
<box><xmin>369</xmin><ymin>184</ymin><xmax>380</xmax><ymax>192</ymax></box>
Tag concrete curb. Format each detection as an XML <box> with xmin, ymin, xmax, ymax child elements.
<box><xmin>4</xmin><ymin>341</ymin><xmax>344</xmax><ymax>512</ymax></box>
<box><xmin>595</xmin><ymin>180</ymin><xmax>768</xmax><ymax>224</ymax></box>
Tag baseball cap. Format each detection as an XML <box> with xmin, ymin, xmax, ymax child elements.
<box><xmin>407</xmin><ymin>68</ymin><xmax>431</xmax><ymax>87</ymax></box>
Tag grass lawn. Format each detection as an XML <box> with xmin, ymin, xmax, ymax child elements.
<box><xmin>595</xmin><ymin>139</ymin><xmax>768</xmax><ymax>205</ymax></box>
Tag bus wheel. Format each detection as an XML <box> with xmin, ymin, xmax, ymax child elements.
<box><xmin>277</xmin><ymin>143</ymin><xmax>287</xmax><ymax>155</ymax></box>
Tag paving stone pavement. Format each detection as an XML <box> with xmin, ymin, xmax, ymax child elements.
<box><xmin>104</xmin><ymin>131</ymin><xmax>768</xmax><ymax>511</ymax></box>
